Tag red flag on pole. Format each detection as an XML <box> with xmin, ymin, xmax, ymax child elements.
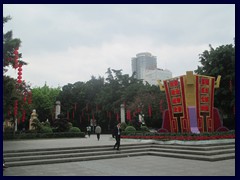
<box><xmin>72</xmin><ymin>111</ymin><xmax>74</xmax><ymax>119</ymax></box>
<box><xmin>148</xmin><ymin>104</ymin><xmax>152</xmax><ymax>117</ymax></box>
<box><xmin>67</xmin><ymin>111</ymin><xmax>69</xmax><ymax>120</ymax></box>
<box><xmin>127</xmin><ymin>110</ymin><xmax>131</xmax><ymax>121</ymax></box>
<box><xmin>116</xmin><ymin>113</ymin><xmax>119</xmax><ymax>122</ymax></box>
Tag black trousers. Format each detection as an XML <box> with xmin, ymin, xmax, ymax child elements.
<box><xmin>97</xmin><ymin>133</ymin><xmax>100</xmax><ymax>140</ymax></box>
<box><xmin>114</xmin><ymin>135</ymin><xmax>121</xmax><ymax>149</ymax></box>
<box><xmin>87</xmin><ymin>131</ymin><xmax>91</xmax><ymax>137</ymax></box>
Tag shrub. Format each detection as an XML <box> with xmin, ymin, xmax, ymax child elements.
<box><xmin>40</xmin><ymin>126</ymin><xmax>53</xmax><ymax>133</ymax></box>
<box><xmin>26</xmin><ymin>129</ymin><xmax>37</xmax><ymax>133</ymax></box>
<box><xmin>125</xmin><ymin>126</ymin><xmax>136</xmax><ymax>132</ymax></box>
<box><xmin>52</xmin><ymin>118</ymin><xmax>71</xmax><ymax>132</ymax></box>
<box><xmin>43</xmin><ymin>121</ymin><xmax>51</xmax><ymax>127</ymax></box>
<box><xmin>4</xmin><ymin>126</ymin><xmax>14</xmax><ymax>133</ymax></box>
<box><xmin>140</xmin><ymin>126</ymin><xmax>149</xmax><ymax>132</ymax></box>
<box><xmin>69</xmin><ymin>127</ymin><xmax>81</xmax><ymax>133</ymax></box>
<box><xmin>120</xmin><ymin>122</ymin><xmax>127</xmax><ymax>131</ymax></box>
<box><xmin>31</xmin><ymin>118</ymin><xmax>43</xmax><ymax>132</ymax></box>
<box><xmin>3</xmin><ymin>132</ymin><xmax>86</xmax><ymax>140</ymax></box>
<box><xmin>68</xmin><ymin>122</ymin><xmax>73</xmax><ymax>129</ymax></box>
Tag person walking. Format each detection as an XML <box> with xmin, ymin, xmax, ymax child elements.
<box><xmin>86</xmin><ymin>126</ymin><xmax>91</xmax><ymax>137</ymax></box>
<box><xmin>95</xmin><ymin>125</ymin><xmax>102</xmax><ymax>141</ymax></box>
<box><xmin>3</xmin><ymin>159</ymin><xmax>8</xmax><ymax>169</ymax></box>
<box><xmin>113</xmin><ymin>122</ymin><xmax>122</xmax><ymax>150</ymax></box>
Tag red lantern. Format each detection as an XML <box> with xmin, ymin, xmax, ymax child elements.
<box><xmin>17</xmin><ymin>64</ymin><xmax>23</xmax><ymax>84</ymax></box>
<box><xmin>14</xmin><ymin>48</ymin><xmax>19</xmax><ymax>69</ymax></box>
<box><xmin>14</xmin><ymin>60</ymin><xmax>18</xmax><ymax>69</ymax></box>
<box><xmin>126</xmin><ymin>110</ymin><xmax>131</xmax><ymax>121</ymax></box>
<box><xmin>22</xmin><ymin>110</ymin><xmax>26</xmax><ymax>122</ymax></box>
<box><xmin>23</xmin><ymin>96</ymin><xmax>27</xmax><ymax>103</ymax></box>
<box><xmin>14</xmin><ymin>100</ymin><xmax>18</xmax><ymax>117</ymax></box>
<box><xmin>14</xmin><ymin>49</ymin><xmax>18</xmax><ymax>55</ymax></box>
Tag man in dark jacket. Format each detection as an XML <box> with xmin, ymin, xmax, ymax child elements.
<box><xmin>113</xmin><ymin>122</ymin><xmax>122</xmax><ymax>150</ymax></box>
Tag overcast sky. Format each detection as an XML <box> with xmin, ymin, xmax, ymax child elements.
<box><xmin>3</xmin><ymin>4</ymin><xmax>235</xmax><ymax>88</ymax></box>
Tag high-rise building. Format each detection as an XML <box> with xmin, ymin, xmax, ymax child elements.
<box><xmin>131</xmin><ymin>52</ymin><xmax>157</xmax><ymax>79</ymax></box>
<box><xmin>131</xmin><ymin>52</ymin><xmax>172</xmax><ymax>85</ymax></box>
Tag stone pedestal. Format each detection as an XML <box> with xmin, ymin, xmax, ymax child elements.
<box><xmin>55</xmin><ymin>101</ymin><xmax>61</xmax><ymax>119</ymax></box>
<box><xmin>120</xmin><ymin>104</ymin><xmax>125</xmax><ymax>123</ymax></box>
<box><xmin>14</xmin><ymin>118</ymin><xmax>17</xmax><ymax>132</ymax></box>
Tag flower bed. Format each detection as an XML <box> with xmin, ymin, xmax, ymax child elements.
<box><xmin>121</xmin><ymin>133</ymin><xmax>235</xmax><ymax>141</ymax></box>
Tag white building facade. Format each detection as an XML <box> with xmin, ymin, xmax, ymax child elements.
<box><xmin>144</xmin><ymin>68</ymin><xmax>172</xmax><ymax>85</ymax></box>
<box><xmin>131</xmin><ymin>52</ymin><xmax>172</xmax><ymax>85</ymax></box>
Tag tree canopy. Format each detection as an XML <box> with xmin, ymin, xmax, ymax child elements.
<box><xmin>195</xmin><ymin>43</ymin><xmax>235</xmax><ymax>127</ymax></box>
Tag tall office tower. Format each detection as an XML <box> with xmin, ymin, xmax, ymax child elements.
<box><xmin>131</xmin><ymin>52</ymin><xmax>172</xmax><ymax>85</ymax></box>
<box><xmin>131</xmin><ymin>52</ymin><xmax>157</xmax><ymax>79</ymax></box>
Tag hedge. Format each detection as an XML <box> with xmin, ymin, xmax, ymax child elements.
<box><xmin>3</xmin><ymin>132</ymin><xmax>85</xmax><ymax>140</ymax></box>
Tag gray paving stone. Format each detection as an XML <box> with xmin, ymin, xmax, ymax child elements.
<box><xmin>3</xmin><ymin>135</ymin><xmax>235</xmax><ymax>176</ymax></box>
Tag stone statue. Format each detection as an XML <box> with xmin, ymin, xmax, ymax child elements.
<box><xmin>29</xmin><ymin>109</ymin><xmax>38</xmax><ymax>130</ymax></box>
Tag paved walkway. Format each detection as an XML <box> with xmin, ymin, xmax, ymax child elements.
<box><xmin>3</xmin><ymin>135</ymin><xmax>235</xmax><ymax>176</ymax></box>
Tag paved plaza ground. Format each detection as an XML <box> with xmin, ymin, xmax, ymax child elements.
<box><xmin>3</xmin><ymin>135</ymin><xmax>235</xmax><ymax>176</ymax></box>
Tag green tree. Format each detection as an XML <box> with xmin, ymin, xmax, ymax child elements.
<box><xmin>31</xmin><ymin>84</ymin><xmax>61</xmax><ymax>123</ymax></box>
<box><xmin>57</xmin><ymin>68</ymin><xmax>167</xmax><ymax>132</ymax></box>
<box><xmin>3</xmin><ymin>16</ymin><xmax>31</xmax><ymax>132</ymax></box>
<box><xmin>195</xmin><ymin>43</ymin><xmax>235</xmax><ymax>128</ymax></box>
<box><xmin>3</xmin><ymin>16</ymin><xmax>27</xmax><ymax>72</ymax></box>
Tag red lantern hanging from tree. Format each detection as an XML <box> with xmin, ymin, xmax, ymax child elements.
<box><xmin>14</xmin><ymin>100</ymin><xmax>18</xmax><ymax>117</ymax></box>
<box><xmin>23</xmin><ymin>95</ymin><xmax>27</xmax><ymax>103</ymax></box>
<box><xmin>22</xmin><ymin>110</ymin><xmax>26</xmax><ymax>123</ymax></box>
<box><xmin>13</xmin><ymin>48</ymin><xmax>19</xmax><ymax>69</ymax></box>
<box><xmin>17</xmin><ymin>64</ymin><xmax>23</xmax><ymax>84</ymax></box>
<box><xmin>126</xmin><ymin>110</ymin><xmax>131</xmax><ymax>121</ymax></box>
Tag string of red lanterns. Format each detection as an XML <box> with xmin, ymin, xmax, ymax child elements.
<box><xmin>17</xmin><ymin>63</ymin><xmax>22</xmax><ymax>84</ymax></box>
<box><xmin>13</xmin><ymin>47</ymin><xmax>19</xmax><ymax>69</ymax></box>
